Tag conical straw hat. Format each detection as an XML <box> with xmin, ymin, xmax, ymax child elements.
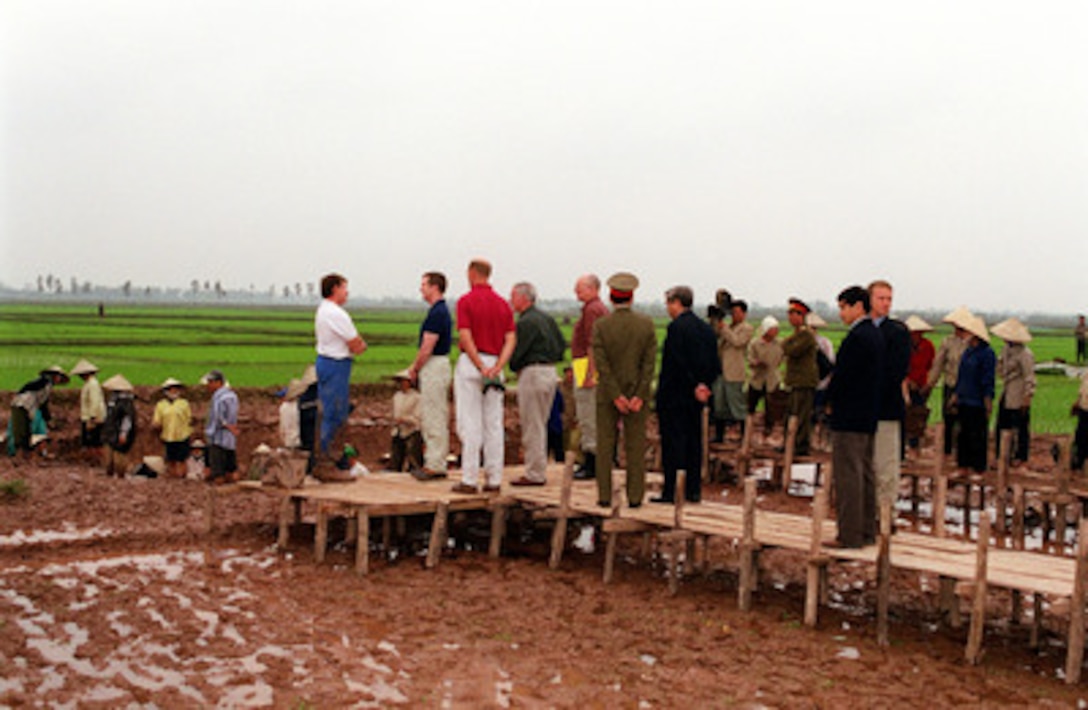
<box><xmin>904</xmin><ymin>315</ymin><xmax>933</xmax><ymax>332</ymax></box>
<box><xmin>962</xmin><ymin>315</ymin><xmax>990</xmax><ymax>343</ymax></box>
<box><xmin>71</xmin><ymin>359</ymin><xmax>99</xmax><ymax>376</ymax></box>
<box><xmin>941</xmin><ymin>305</ymin><xmax>973</xmax><ymax>329</ymax></box>
<box><xmin>103</xmin><ymin>374</ymin><xmax>134</xmax><ymax>391</ymax></box>
<box><xmin>991</xmin><ymin>317</ymin><xmax>1032</xmax><ymax>344</ymax></box>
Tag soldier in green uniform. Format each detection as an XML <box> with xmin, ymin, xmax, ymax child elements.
<box><xmin>592</xmin><ymin>272</ymin><xmax>658</xmax><ymax>508</ymax></box>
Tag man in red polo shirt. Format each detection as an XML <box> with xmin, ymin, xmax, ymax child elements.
<box><xmin>451</xmin><ymin>259</ymin><xmax>517</xmax><ymax>493</ymax></box>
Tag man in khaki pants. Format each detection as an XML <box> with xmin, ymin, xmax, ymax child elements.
<box><xmin>407</xmin><ymin>271</ymin><xmax>452</xmax><ymax>479</ymax></box>
<box><xmin>508</xmin><ymin>282</ymin><xmax>566</xmax><ymax>486</ymax></box>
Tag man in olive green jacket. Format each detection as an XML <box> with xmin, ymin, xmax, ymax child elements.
<box><xmin>782</xmin><ymin>298</ymin><xmax>819</xmax><ymax>456</ymax></box>
<box><xmin>592</xmin><ymin>272</ymin><xmax>658</xmax><ymax>508</ymax></box>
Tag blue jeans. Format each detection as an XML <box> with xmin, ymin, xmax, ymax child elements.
<box><xmin>316</xmin><ymin>355</ymin><xmax>352</xmax><ymax>455</ymax></box>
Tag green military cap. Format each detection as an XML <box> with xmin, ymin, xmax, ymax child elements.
<box><xmin>606</xmin><ymin>272</ymin><xmax>639</xmax><ymax>294</ymax></box>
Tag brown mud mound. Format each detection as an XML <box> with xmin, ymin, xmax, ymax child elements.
<box><xmin>1</xmin><ymin>388</ymin><xmax>1087</xmax><ymax>706</ymax></box>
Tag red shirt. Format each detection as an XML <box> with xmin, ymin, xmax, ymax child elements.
<box><xmin>456</xmin><ymin>284</ymin><xmax>515</xmax><ymax>356</ymax></box>
<box><xmin>571</xmin><ymin>296</ymin><xmax>609</xmax><ymax>358</ymax></box>
<box><xmin>907</xmin><ymin>336</ymin><xmax>935</xmax><ymax>388</ymax></box>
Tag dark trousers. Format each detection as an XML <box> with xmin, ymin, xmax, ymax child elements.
<box><xmin>941</xmin><ymin>386</ymin><xmax>958</xmax><ymax>455</ymax></box>
<box><xmin>995</xmin><ymin>401</ymin><xmax>1030</xmax><ymax>463</ymax></box>
<box><xmin>659</xmin><ymin>404</ymin><xmax>703</xmax><ymax>502</ymax></box>
<box><xmin>391</xmin><ymin>431</ymin><xmax>422</xmax><ymax>472</ymax></box>
<box><xmin>789</xmin><ymin>387</ymin><xmax>815</xmax><ymax>454</ymax></box>
<box><xmin>831</xmin><ymin>430</ymin><xmax>876</xmax><ymax>547</ymax></box>
<box><xmin>957</xmin><ymin>405</ymin><xmax>988</xmax><ymax>473</ymax></box>
<box><xmin>1075</xmin><ymin>411</ymin><xmax>1088</xmax><ymax>471</ymax></box>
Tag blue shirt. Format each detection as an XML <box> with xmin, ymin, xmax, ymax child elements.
<box><xmin>419</xmin><ymin>299</ymin><xmax>452</xmax><ymax>356</ymax></box>
<box><xmin>205</xmin><ymin>386</ymin><xmax>239</xmax><ymax>449</ymax></box>
<box><xmin>955</xmin><ymin>341</ymin><xmax>995</xmax><ymax>408</ymax></box>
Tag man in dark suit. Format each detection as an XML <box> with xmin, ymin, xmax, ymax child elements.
<box><xmin>654</xmin><ymin>286</ymin><xmax>720</xmax><ymax>504</ymax></box>
<box><xmin>826</xmin><ymin>285</ymin><xmax>884</xmax><ymax>548</ymax></box>
<box><xmin>593</xmin><ymin>272</ymin><xmax>658</xmax><ymax>508</ymax></box>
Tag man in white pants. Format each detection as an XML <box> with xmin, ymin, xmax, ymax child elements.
<box><xmin>451</xmin><ymin>260</ymin><xmax>516</xmax><ymax>493</ymax></box>
<box><xmin>508</xmin><ymin>282</ymin><xmax>566</xmax><ymax>486</ymax></box>
<box><xmin>407</xmin><ymin>271</ymin><xmax>453</xmax><ymax>479</ymax></box>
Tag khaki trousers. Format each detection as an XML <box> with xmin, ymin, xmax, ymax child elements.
<box><xmin>517</xmin><ymin>364</ymin><xmax>558</xmax><ymax>482</ymax></box>
<box><xmin>419</xmin><ymin>355</ymin><xmax>451</xmax><ymax>472</ymax></box>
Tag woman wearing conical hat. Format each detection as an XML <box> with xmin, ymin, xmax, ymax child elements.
<box><xmin>72</xmin><ymin>359</ymin><xmax>106</xmax><ymax>466</ymax></box>
<box><xmin>991</xmin><ymin>318</ymin><xmax>1035</xmax><ymax>467</ymax></box>
<box><xmin>951</xmin><ymin>315</ymin><xmax>995</xmax><ymax>473</ymax></box>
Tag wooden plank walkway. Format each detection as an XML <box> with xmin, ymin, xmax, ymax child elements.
<box><xmin>210</xmin><ymin>458</ymin><xmax>1088</xmax><ymax>684</ymax></box>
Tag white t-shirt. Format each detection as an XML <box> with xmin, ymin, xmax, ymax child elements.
<box><xmin>315</xmin><ymin>299</ymin><xmax>360</xmax><ymax>358</ymax></box>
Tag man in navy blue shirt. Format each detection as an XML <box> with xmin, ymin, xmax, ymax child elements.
<box><xmin>826</xmin><ymin>286</ymin><xmax>884</xmax><ymax>548</ymax></box>
<box><xmin>407</xmin><ymin>272</ymin><xmax>453</xmax><ymax>479</ymax></box>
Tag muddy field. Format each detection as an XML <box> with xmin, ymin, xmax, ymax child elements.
<box><xmin>2</xmin><ymin>386</ymin><xmax>1088</xmax><ymax>707</ymax></box>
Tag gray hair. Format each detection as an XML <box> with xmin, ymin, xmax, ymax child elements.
<box><xmin>512</xmin><ymin>282</ymin><xmax>537</xmax><ymax>303</ymax></box>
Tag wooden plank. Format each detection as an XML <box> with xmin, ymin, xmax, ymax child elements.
<box><xmin>314</xmin><ymin>504</ymin><xmax>328</xmax><ymax>564</ymax></box>
<box><xmin>1065</xmin><ymin>518</ymin><xmax>1088</xmax><ymax>683</ymax></box>
<box><xmin>426</xmin><ymin>501</ymin><xmax>449</xmax><ymax>569</ymax></box>
<box><xmin>965</xmin><ymin>512</ymin><xmax>991</xmax><ymax>664</ymax></box>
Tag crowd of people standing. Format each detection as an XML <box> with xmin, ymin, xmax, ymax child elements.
<box><xmin>6</xmin><ymin>262</ymin><xmax>1088</xmax><ymax>550</ymax></box>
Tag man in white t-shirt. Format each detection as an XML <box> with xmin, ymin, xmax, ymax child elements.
<box><xmin>314</xmin><ymin>273</ymin><xmax>367</xmax><ymax>480</ymax></box>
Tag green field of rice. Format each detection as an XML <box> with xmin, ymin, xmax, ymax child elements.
<box><xmin>0</xmin><ymin>302</ymin><xmax>1081</xmax><ymax>434</ymax></box>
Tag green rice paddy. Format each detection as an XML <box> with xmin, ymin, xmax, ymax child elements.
<box><xmin>0</xmin><ymin>302</ymin><xmax>1082</xmax><ymax>434</ymax></box>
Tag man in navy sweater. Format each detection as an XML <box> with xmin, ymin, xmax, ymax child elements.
<box><xmin>826</xmin><ymin>286</ymin><xmax>884</xmax><ymax>548</ymax></box>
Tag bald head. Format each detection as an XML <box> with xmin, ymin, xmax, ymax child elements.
<box><xmin>574</xmin><ymin>274</ymin><xmax>600</xmax><ymax>303</ymax></box>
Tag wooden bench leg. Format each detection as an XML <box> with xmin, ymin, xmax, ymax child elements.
<box><xmin>426</xmin><ymin>501</ymin><xmax>449</xmax><ymax>569</ymax></box>
<box><xmin>314</xmin><ymin>504</ymin><xmax>329</xmax><ymax>564</ymax></box>
<box><xmin>355</xmin><ymin>508</ymin><xmax>370</xmax><ymax>575</ymax></box>
<box><xmin>965</xmin><ymin>513</ymin><xmax>991</xmax><ymax>665</ymax></box>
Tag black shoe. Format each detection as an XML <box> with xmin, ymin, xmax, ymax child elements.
<box><xmin>573</xmin><ymin>467</ymin><xmax>595</xmax><ymax>481</ymax></box>
<box><xmin>334</xmin><ymin>455</ymin><xmax>351</xmax><ymax>471</ymax></box>
<box><xmin>597</xmin><ymin>500</ymin><xmax>611</xmax><ymax>508</ymax></box>
<box><xmin>628</xmin><ymin>501</ymin><xmax>642</xmax><ymax>509</ymax></box>
<box><xmin>686</xmin><ymin>496</ymin><xmax>701</xmax><ymax>504</ymax></box>
<box><xmin>650</xmin><ymin>495</ymin><xmax>674</xmax><ymax>504</ymax></box>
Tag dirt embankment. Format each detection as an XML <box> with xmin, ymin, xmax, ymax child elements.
<box><xmin>1</xmin><ymin>389</ymin><xmax>1086</xmax><ymax>706</ymax></box>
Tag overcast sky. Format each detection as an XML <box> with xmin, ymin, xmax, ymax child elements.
<box><xmin>3</xmin><ymin>1</ymin><xmax>1085</xmax><ymax>314</ymax></box>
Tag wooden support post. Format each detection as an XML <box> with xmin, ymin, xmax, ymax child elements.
<box><xmin>603</xmin><ymin>531</ymin><xmax>618</xmax><ymax>584</ymax></box>
<box><xmin>995</xmin><ymin>431</ymin><xmax>1012</xmax><ymax>538</ymax></box>
<box><xmin>965</xmin><ymin>512</ymin><xmax>991</xmax><ymax>665</ymax></box>
<box><xmin>675</xmin><ymin>470</ymin><xmax>686</xmax><ymax>529</ymax></box>
<box><xmin>1057</xmin><ymin>439</ymin><xmax>1073</xmax><ymax>551</ymax></box>
<box><xmin>739</xmin><ymin>476</ymin><xmax>758</xmax><ymax>612</ymax></box>
<box><xmin>548</xmin><ymin>455</ymin><xmax>575</xmax><ymax>569</ymax></box>
<box><xmin>426</xmin><ymin>501</ymin><xmax>449</xmax><ymax>569</ymax></box>
<box><xmin>782</xmin><ymin>415</ymin><xmax>798</xmax><ymax>490</ymax></box>
<box><xmin>877</xmin><ymin>501</ymin><xmax>893</xmax><ymax>646</ymax></box>
<box><xmin>314</xmin><ymin>503</ymin><xmax>329</xmax><ymax>564</ymax></box>
<box><xmin>1011</xmin><ymin>590</ymin><xmax>1022</xmax><ymax>626</ymax></box>
<box><xmin>737</xmin><ymin>414</ymin><xmax>754</xmax><ymax>478</ymax></box>
<box><xmin>805</xmin><ymin>485</ymin><xmax>830</xmax><ymax>627</ymax></box>
<box><xmin>355</xmin><ymin>508</ymin><xmax>370</xmax><ymax>575</ymax></box>
<box><xmin>1012</xmin><ymin>485</ymin><xmax>1026</xmax><ymax>551</ymax></box>
<box><xmin>701</xmin><ymin>407</ymin><xmax>710</xmax><ymax>484</ymax></box>
<box><xmin>277</xmin><ymin>495</ymin><xmax>292</xmax><ymax>549</ymax></box>
<box><xmin>1065</xmin><ymin>518</ymin><xmax>1088</xmax><ymax>684</ymax></box>
<box><xmin>1030</xmin><ymin>594</ymin><xmax>1043</xmax><ymax>649</ymax></box>
<box><xmin>933</xmin><ymin>461</ymin><xmax>948</xmax><ymax>538</ymax></box>
<box><xmin>488</xmin><ymin>505</ymin><xmax>507</xmax><ymax>558</ymax></box>
<box><xmin>939</xmin><ymin>578</ymin><xmax>961</xmax><ymax>629</ymax></box>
